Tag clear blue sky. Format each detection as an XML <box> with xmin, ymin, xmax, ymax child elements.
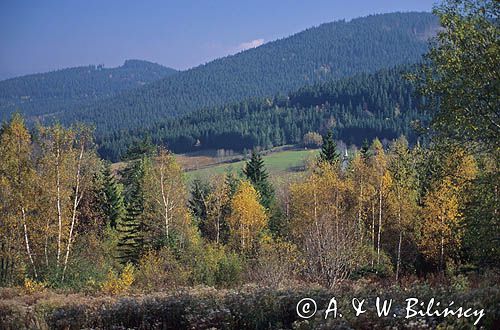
<box><xmin>0</xmin><ymin>0</ymin><xmax>438</xmax><ymax>79</ymax></box>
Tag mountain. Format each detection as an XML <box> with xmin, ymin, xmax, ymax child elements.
<box><xmin>98</xmin><ymin>65</ymin><xmax>427</xmax><ymax>161</ymax></box>
<box><xmin>0</xmin><ymin>60</ymin><xmax>177</xmax><ymax>120</ymax></box>
<box><xmin>61</xmin><ymin>12</ymin><xmax>438</xmax><ymax>136</ymax></box>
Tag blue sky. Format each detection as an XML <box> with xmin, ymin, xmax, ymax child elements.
<box><xmin>0</xmin><ymin>0</ymin><xmax>438</xmax><ymax>79</ymax></box>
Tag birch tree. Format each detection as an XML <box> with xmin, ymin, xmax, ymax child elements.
<box><xmin>0</xmin><ymin>114</ymin><xmax>39</xmax><ymax>281</ymax></box>
<box><xmin>289</xmin><ymin>162</ymin><xmax>359</xmax><ymax>287</ymax></box>
<box><xmin>227</xmin><ymin>181</ymin><xmax>267</xmax><ymax>254</ymax></box>
<box><xmin>143</xmin><ymin>148</ymin><xmax>189</xmax><ymax>247</ymax></box>
<box><xmin>388</xmin><ymin>137</ymin><xmax>419</xmax><ymax>281</ymax></box>
<box><xmin>370</xmin><ymin>138</ymin><xmax>392</xmax><ymax>267</ymax></box>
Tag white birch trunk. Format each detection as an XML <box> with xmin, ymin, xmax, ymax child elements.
<box><xmin>22</xmin><ymin>207</ymin><xmax>38</xmax><ymax>279</ymax></box>
<box><xmin>56</xmin><ymin>146</ymin><xmax>62</xmax><ymax>269</ymax></box>
<box><xmin>61</xmin><ymin>144</ymin><xmax>84</xmax><ymax>281</ymax></box>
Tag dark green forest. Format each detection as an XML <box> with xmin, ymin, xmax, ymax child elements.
<box><xmin>99</xmin><ymin>65</ymin><xmax>426</xmax><ymax>160</ymax></box>
<box><xmin>0</xmin><ymin>1</ymin><xmax>499</xmax><ymax>328</ymax></box>
<box><xmin>0</xmin><ymin>60</ymin><xmax>177</xmax><ymax>120</ymax></box>
<box><xmin>1</xmin><ymin>12</ymin><xmax>438</xmax><ymax>161</ymax></box>
<box><xmin>67</xmin><ymin>12</ymin><xmax>437</xmax><ymax>135</ymax></box>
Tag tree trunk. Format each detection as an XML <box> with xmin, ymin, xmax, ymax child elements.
<box><xmin>358</xmin><ymin>183</ymin><xmax>363</xmax><ymax>243</ymax></box>
<box><xmin>160</xmin><ymin>168</ymin><xmax>169</xmax><ymax>238</ymax></box>
<box><xmin>22</xmin><ymin>207</ymin><xmax>38</xmax><ymax>279</ymax></box>
<box><xmin>44</xmin><ymin>218</ymin><xmax>50</xmax><ymax>267</ymax></box>
<box><xmin>440</xmin><ymin>215</ymin><xmax>445</xmax><ymax>273</ymax></box>
<box><xmin>371</xmin><ymin>202</ymin><xmax>375</xmax><ymax>268</ymax></box>
<box><xmin>396</xmin><ymin>231</ymin><xmax>402</xmax><ymax>282</ymax></box>
<box><xmin>62</xmin><ymin>144</ymin><xmax>84</xmax><ymax>282</ymax></box>
<box><xmin>56</xmin><ymin>147</ymin><xmax>62</xmax><ymax>269</ymax></box>
<box><xmin>395</xmin><ymin>193</ymin><xmax>402</xmax><ymax>282</ymax></box>
<box><xmin>377</xmin><ymin>182</ymin><xmax>382</xmax><ymax>266</ymax></box>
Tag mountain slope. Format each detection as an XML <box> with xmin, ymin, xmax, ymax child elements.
<box><xmin>0</xmin><ymin>60</ymin><xmax>177</xmax><ymax>119</ymax></box>
<box><xmin>98</xmin><ymin>65</ymin><xmax>426</xmax><ymax>160</ymax></box>
<box><xmin>64</xmin><ymin>12</ymin><xmax>438</xmax><ymax>134</ymax></box>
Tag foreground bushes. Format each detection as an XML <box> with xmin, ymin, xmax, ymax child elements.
<box><xmin>1</xmin><ymin>274</ymin><xmax>499</xmax><ymax>329</ymax></box>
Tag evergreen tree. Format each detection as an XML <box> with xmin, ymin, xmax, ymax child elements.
<box><xmin>117</xmin><ymin>158</ymin><xmax>146</xmax><ymax>264</ymax></box>
<box><xmin>360</xmin><ymin>139</ymin><xmax>371</xmax><ymax>160</ymax></box>
<box><xmin>243</xmin><ymin>150</ymin><xmax>274</xmax><ymax>210</ymax></box>
<box><xmin>189</xmin><ymin>178</ymin><xmax>210</xmax><ymax>224</ymax></box>
<box><xmin>320</xmin><ymin>130</ymin><xmax>340</xmax><ymax>165</ymax></box>
<box><xmin>101</xmin><ymin>163</ymin><xmax>125</xmax><ymax>229</ymax></box>
<box><xmin>243</xmin><ymin>150</ymin><xmax>269</xmax><ymax>184</ymax></box>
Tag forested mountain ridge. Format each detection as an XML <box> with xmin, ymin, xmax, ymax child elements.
<box><xmin>98</xmin><ymin>65</ymin><xmax>425</xmax><ymax>160</ymax></box>
<box><xmin>0</xmin><ymin>59</ymin><xmax>177</xmax><ymax>120</ymax></box>
<box><xmin>62</xmin><ymin>12</ymin><xmax>438</xmax><ymax>136</ymax></box>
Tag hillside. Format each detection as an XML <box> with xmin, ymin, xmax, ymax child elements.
<box><xmin>63</xmin><ymin>12</ymin><xmax>438</xmax><ymax>136</ymax></box>
<box><xmin>0</xmin><ymin>60</ymin><xmax>177</xmax><ymax>120</ymax></box>
<box><xmin>98</xmin><ymin>65</ymin><xmax>425</xmax><ymax>160</ymax></box>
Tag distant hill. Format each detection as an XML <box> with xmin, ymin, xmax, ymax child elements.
<box><xmin>62</xmin><ymin>12</ymin><xmax>438</xmax><ymax>139</ymax></box>
<box><xmin>98</xmin><ymin>65</ymin><xmax>427</xmax><ymax>161</ymax></box>
<box><xmin>0</xmin><ymin>60</ymin><xmax>177</xmax><ymax>120</ymax></box>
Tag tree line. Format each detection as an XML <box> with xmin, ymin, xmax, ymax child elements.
<box><xmin>98</xmin><ymin>65</ymin><xmax>428</xmax><ymax>161</ymax></box>
<box><xmin>0</xmin><ymin>60</ymin><xmax>177</xmax><ymax>120</ymax></box>
<box><xmin>5</xmin><ymin>12</ymin><xmax>436</xmax><ymax>161</ymax></box>
<box><xmin>0</xmin><ymin>0</ymin><xmax>497</xmax><ymax>292</ymax></box>
<box><xmin>0</xmin><ymin>115</ymin><xmax>497</xmax><ymax>289</ymax></box>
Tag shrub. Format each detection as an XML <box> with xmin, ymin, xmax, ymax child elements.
<box><xmin>250</xmin><ymin>236</ymin><xmax>302</xmax><ymax>287</ymax></box>
<box><xmin>136</xmin><ymin>247</ymin><xmax>189</xmax><ymax>291</ymax></box>
<box><xmin>189</xmin><ymin>243</ymin><xmax>244</xmax><ymax>287</ymax></box>
<box><xmin>23</xmin><ymin>278</ymin><xmax>47</xmax><ymax>294</ymax></box>
<box><xmin>101</xmin><ymin>263</ymin><xmax>135</xmax><ymax>294</ymax></box>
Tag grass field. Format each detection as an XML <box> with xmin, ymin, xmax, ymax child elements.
<box><xmin>112</xmin><ymin>146</ymin><xmax>320</xmax><ymax>184</ymax></box>
<box><xmin>186</xmin><ymin>148</ymin><xmax>319</xmax><ymax>181</ymax></box>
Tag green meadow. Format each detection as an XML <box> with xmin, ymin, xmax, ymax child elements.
<box><xmin>186</xmin><ymin>148</ymin><xmax>319</xmax><ymax>181</ymax></box>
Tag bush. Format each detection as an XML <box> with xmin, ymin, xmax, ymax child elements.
<box><xmin>101</xmin><ymin>263</ymin><xmax>135</xmax><ymax>294</ymax></box>
<box><xmin>250</xmin><ymin>236</ymin><xmax>302</xmax><ymax>287</ymax></box>
<box><xmin>136</xmin><ymin>247</ymin><xmax>189</xmax><ymax>291</ymax></box>
<box><xmin>23</xmin><ymin>278</ymin><xmax>47</xmax><ymax>294</ymax></box>
<box><xmin>189</xmin><ymin>243</ymin><xmax>244</xmax><ymax>287</ymax></box>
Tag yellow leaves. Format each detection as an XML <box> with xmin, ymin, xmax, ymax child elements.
<box><xmin>228</xmin><ymin>181</ymin><xmax>267</xmax><ymax>253</ymax></box>
<box><xmin>101</xmin><ymin>263</ymin><xmax>135</xmax><ymax>295</ymax></box>
<box><xmin>205</xmin><ymin>175</ymin><xmax>231</xmax><ymax>243</ymax></box>
<box><xmin>419</xmin><ymin>147</ymin><xmax>477</xmax><ymax>266</ymax></box>
<box><xmin>289</xmin><ymin>162</ymin><xmax>344</xmax><ymax>237</ymax></box>
<box><xmin>143</xmin><ymin>148</ymin><xmax>190</xmax><ymax>240</ymax></box>
<box><xmin>23</xmin><ymin>278</ymin><xmax>47</xmax><ymax>294</ymax></box>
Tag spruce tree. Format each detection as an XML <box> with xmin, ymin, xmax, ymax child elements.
<box><xmin>188</xmin><ymin>178</ymin><xmax>211</xmax><ymax>233</ymax></box>
<box><xmin>117</xmin><ymin>159</ymin><xmax>146</xmax><ymax>264</ymax></box>
<box><xmin>243</xmin><ymin>150</ymin><xmax>274</xmax><ymax>209</ymax></box>
<box><xmin>319</xmin><ymin>130</ymin><xmax>340</xmax><ymax>165</ymax></box>
<box><xmin>102</xmin><ymin>163</ymin><xmax>125</xmax><ymax>229</ymax></box>
<box><xmin>243</xmin><ymin>150</ymin><xmax>269</xmax><ymax>184</ymax></box>
<box><xmin>242</xmin><ymin>150</ymin><xmax>285</xmax><ymax>236</ymax></box>
<box><xmin>360</xmin><ymin>139</ymin><xmax>371</xmax><ymax>160</ymax></box>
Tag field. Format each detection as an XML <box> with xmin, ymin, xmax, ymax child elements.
<box><xmin>183</xmin><ymin>147</ymin><xmax>319</xmax><ymax>182</ymax></box>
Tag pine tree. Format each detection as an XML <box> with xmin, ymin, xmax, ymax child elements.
<box><xmin>319</xmin><ymin>130</ymin><xmax>340</xmax><ymax>165</ymax></box>
<box><xmin>243</xmin><ymin>150</ymin><xmax>269</xmax><ymax>184</ymax></box>
<box><xmin>243</xmin><ymin>150</ymin><xmax>274</xmax><ymax>210</ymax></box>
<box><xmin>189</xmin><ymin>178</ymin><xmax>210</xmax><ymax>225</ymax></box>
<box><xmin>117</xmin><ymin>159</ymin><xmax>146</xmax><ymax>264</ymax></box>
<box><xmin>360</xmin><ymin>139</ymin><xmax>371</xmax><ymax>160</ymax></box>
<box><xmin>102</xmin><ymin>163</ymin><xmax>125</xmax><ymax>229</ymax></box>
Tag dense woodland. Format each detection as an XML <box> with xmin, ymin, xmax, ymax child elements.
<box><xmin>68</xmin><ymin>12</ymin><xmax>437</xmax><ymax>139</ymax></box>
<box><xmin>98</xmin><ymin>65</ymin><xmax>427</xmax><ymax>161</ymax></box>
<box><xmin>0</xmin><ymin>60</ymin><xmax>177</xmax><ymax>120</ymax></box>
<box><xmin>1</xmin><ymin>12</ymin><xmax>438</xmax><ymax>156</ymax></box>
<box><xmin>1</xmin><ymin>114</ymin><xmax>497</xmax><ymax>290</ymax></box>
<box><xmin>0</xmin><ymin>1</ymin><xmax>498</xmax><ymax>328</ymax></box>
